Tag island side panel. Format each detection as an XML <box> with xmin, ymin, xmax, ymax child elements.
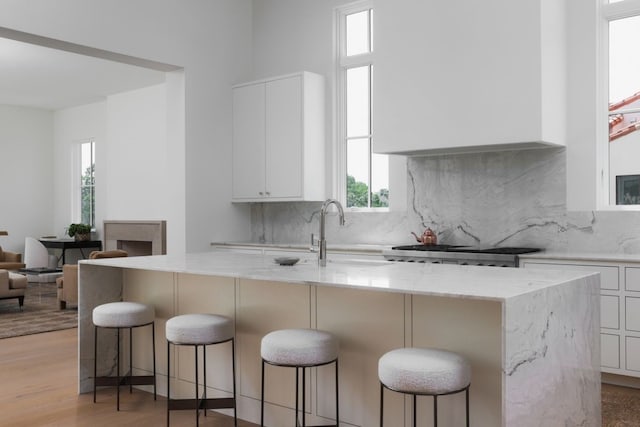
<box><xmin>503</xmin><ymin>274</ymin><xmax>601</xmax><ymax>427</ymax></box>
<box><xmin>78</xmin><ymin>263</ymin><xmax>124</xmax><ymax>394</ymax></box>
<box><xmin>316</xmin><ymin>286</ymin><xmax>406</xmax><ymax>427</ymax></box>
<box><xmin>122</xmin><ymin>269</ymin><xmax>176</xmax><ymax>396</ymax></box>
<box><xmin>236</xmin><ymin>278</ymin><xmax>314</xmax><ymax>426</ymax></box>
<box><xmin>171</xmin><ymin>273</ymin><xmax>236</xmax><ymax>401</ymax></box>
<box><xmin>412</xmin><ymin>295</ymin><xmax>503</xmax><ymax>427</ymax></box>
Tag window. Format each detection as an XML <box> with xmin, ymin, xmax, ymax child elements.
<box><xmin>77</xmin><ymin>139</ymin><xmax>95</xmax><ymax>227</ymax></box>
<box><xmin>603</xmin><ymin>1</ymin><xmax>640</xmax><ymax>206</ymax></box>
<box><xmin>336</xmin><ymin>1</ymin><xmax>389</xmax><ymax>209</ymax></box>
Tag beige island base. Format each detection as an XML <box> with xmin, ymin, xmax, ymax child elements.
<box><xmin>78</xmin><ymin>251</ymin><xmax>601</xmax><ymax>427</ymax></box>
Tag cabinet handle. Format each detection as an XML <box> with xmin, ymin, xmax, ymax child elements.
<box><xmin>259</xmin><ymin>192</ymin><xmax>264</xmax><ymax>196</ymax></box>
<box><xmin>265</xmin><ymin>191</ymin><xmax>271</xmax><ymax>196</ymax></box>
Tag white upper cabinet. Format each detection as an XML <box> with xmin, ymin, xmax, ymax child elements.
<box><xmin>373</xmin><ymin>0</ymin><xmax>566</xmax><ymax>155</ymax></box>
<box><xmin>232</xmin><ymin>72</ymin><xmax>325</xmax><ymax>202</ymax></box>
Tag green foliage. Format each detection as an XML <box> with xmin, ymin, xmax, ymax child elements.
<box><xmin>67</xmin><ymin>223</ymin><xmax>91</xmax><ymax>237</ymax></box>
<box><xmin>347</xmin><ymin>175</ymin><xmax>369</xmax><ymax>207</ymax></box>
<box><xmin>346</xmin><ymin>175</ymin><xmax>389</xmax><ymax>208</ymax></box>
<box><xmin>81</xmin><ymin>163</ymin><xmax>95</xmax><ymax>227</ymax></box>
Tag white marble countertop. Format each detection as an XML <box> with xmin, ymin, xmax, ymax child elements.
<box><xmin>82</xmin><ymin>251</ymin><xmax>596</xmax><ymax>302</ymax></box>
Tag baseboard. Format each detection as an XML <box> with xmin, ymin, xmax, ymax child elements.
<box><xmin>602</xmin><ymin>372</ymin><xmax>640</xmax><ymax>389</ymax></box>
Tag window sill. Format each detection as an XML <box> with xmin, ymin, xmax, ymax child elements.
<box><xmin>346</xmin><ymin>207</ymin><xmax>390</xmax><ymax>213</ymax></box>
<box><xmin>596</xmin><ymin>204</ymin><xmax>640</xmax><ymax>212</ymax></box>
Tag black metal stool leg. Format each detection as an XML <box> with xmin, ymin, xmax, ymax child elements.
<box><xmin>152</xmin><ymin>322</ymin><xmax>157</xmax><ymax>400</ymax></box>
<box><xmin>335</xmin><ymin>359</ymin><xmax>339</xmax><ymax>427</ymax></box>
<box><xmin>302</xmin><ymin>367</ymin><xmax>306</xmax><ymax>427</ymax></box>
<box><xmin>466</xmin><ymin>386</ymin><xmax>470</xmax><ymax>427</ymax></box>
<box><xmin>232</xmin><ymin>339</ymin><xmax>237</xmax><ymax>427</ymax></box>
<box><xmin>379</xmin><ymin>383</ymin><xmax>383</xmax><ymax>427</ymax></box>
<box><xmin>167</xmin><ymin>341</ymin><xmax>171</xmax><ymax>427</ymax></box>
<box><xmin>93</xmin><ymin>326</ymin><xmax>98</xmax><ymax>403</ymax></box>
<box><xmin>129</xmin><ymin>327</ymin><xmax>133</xmax><ymax>393</ymax></box>
<box><xmin>195</xmin><ymin>345</ymin><xmax>199</xmax><ymax>427</ymax></box>
<box><xmin>434</xmin><ymin>394</ymin><xmax>438</xmax><ymax>427</ymax></box>
<box><xmin>261</xmin><ymin>359</ymin><xmax>265</xmax><ymax>427</ymax></box>
<box><xmin>413</xmin><ymin>394</ymin><xmax>417</xmax><ymax>427</ymax></box>
<box><xmin>116</xmin><ymin>327</ymin><xmax>121</xmax><ymax>411</ymax></box>
<box><xmin>295</xmin><ymin>367</ymin><xmax>301</xmax><ymax>427</ymax></box>
<box><xmin>203</xmin><ymin>345</ymin><xmax>207</xmax><ymax>418</ymax></box>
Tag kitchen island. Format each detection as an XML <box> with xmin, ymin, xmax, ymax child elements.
<box><xmin>78</xmin><ymin>251</ymin><xmax>600</xmax><ymax>427</ymax></box>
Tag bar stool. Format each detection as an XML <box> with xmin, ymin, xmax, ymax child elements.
<box><xmin>378</xmin><ymin>347</ymin><xmax>471</xmax><ymax>427</ymax></box>
<box><xmin>92</xmin><ymin>301</ymin><xmax>157</xmax><ymax>410</ymax></box>
<box><xmin>165</xmin><ymin>313</ymin><xmax>237</xmax><ymax>427</ymax></box>
<box><xmin>260</xmin><ymin>328</ymin><xmax>339</xmax><ymax>427</ymax></box>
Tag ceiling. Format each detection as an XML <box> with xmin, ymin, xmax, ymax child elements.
<box><xmin>0</xmin><ymin>37</ymin><xmax>167</xmax><ymax>111</ymax></box>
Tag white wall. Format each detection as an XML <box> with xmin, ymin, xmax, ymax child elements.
<box><xmin>251</xmin><ymin>0</ymin><xmax>351</xmax><ymax>200</ymax></box>
<box><xmin>252</xmin><ymin>0</ymin><xmax>409</xmax><ymax>211</ymax></box>
<box><xmin>0</xmin><ymin>105</ymin><xmax>53</xmax><ymax>253</ymax></box>
<box><xmin>0</xmin><ymin>0</ymin><xmax>253</xmax><ymax>252</ymax></box>
<box><xmin>53</xmin><ymin>101</ymin><xmax>106</xmax><ymax>240</ymax></box>
<box><xmin>53</xmin><ymin>84</ymin><xmax>184</xmax><ymax>254</ymax></box>
<box><xmin>104</xmin><ymin>84</ymin><xmax>168</xmax><ymax>223</ymax></box>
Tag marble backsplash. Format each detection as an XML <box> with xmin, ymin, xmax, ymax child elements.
<box><xmin>251</xmin><ymin>148</ymin><xmax>640</xmax><ymax>254</ymax></box>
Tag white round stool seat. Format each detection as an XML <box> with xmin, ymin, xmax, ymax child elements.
<box><xmin>166</xmin><ymin>314</ymin><xmax>234</xmax><ymax>345</ymax></box>
<box><xmin>379</xmin><ymin>348</ymin><xmax>471</xmax><ymax>395</ymax></box>
<box><xmin>93</xmin><ymin>302</ymin><xmax>155</xmax><ymax>328</ymax></box>
<box><xmin>261</xmin><ymin>328</ymin><xmax>338</xmax><ymax>366</ymax></box>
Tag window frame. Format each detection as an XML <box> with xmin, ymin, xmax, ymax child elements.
<box><xmin>335</xmin><ymin>0</ymin><xmax>389</xmax><ymax>211</ymax></box>
<box><xmin>72</xmin><ymin>138</ymin><xmax>96</xmax><ymax>229</ymax></box>
<box><xmin>600</xmin><ymin>0</ymin><xmax>640</xmax><ymax>209</ymax></box>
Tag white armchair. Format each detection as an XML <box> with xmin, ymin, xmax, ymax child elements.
<box><xmin>24</xmin><ymin>237</ymin><xmax>50</xmax><ymax>268</ymax></box>
<box><xmin>24</xmin><ymin>237</ymin><xmax>60</xmax><ymax>283</ymax></box>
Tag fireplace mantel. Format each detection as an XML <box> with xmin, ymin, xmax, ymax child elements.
<box><xmin>103</xmin><ymin>220</ymin><xmax>166</xmax><ymax>256</ymax></box>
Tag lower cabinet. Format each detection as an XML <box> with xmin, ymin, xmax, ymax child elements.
<box><xmin>122</xmin><ymin>270</ymin><xmax>504</xmax><ymax>426</ymax></box>
<box><xmin>522</xmin><ymin>257</ymin><xmax>640</xmax><ymax>378</ymax></box>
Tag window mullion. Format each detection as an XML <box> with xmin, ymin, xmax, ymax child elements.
<box><xmin>346</xmin><ymin>134</ymin><xmax>372</xmax><ymax>140</ymax></box>
<box><xmin>340</xmin><ymin>54</ymin><xmax>372</xmax><ymax>69</ymax></box>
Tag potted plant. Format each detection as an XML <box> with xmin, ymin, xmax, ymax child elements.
<box><xmin>68</xmin><ymin>223</ymin><xmax>92</xmax><ymax>241</ymax></box>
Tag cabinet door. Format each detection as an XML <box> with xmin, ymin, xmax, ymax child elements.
<box><xmin>265</xmin><ymin>75</ymin><xmax>303</xmax><ymax>198</ymax></box>
<box><xmin>233</xmin><ymin>83</ymin><xmax>266</xmax><ymax>199</ymax></box>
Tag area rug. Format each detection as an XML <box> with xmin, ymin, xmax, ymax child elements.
<box><xmin>0</xmin><ymin>281</ymin><xmax>77</xmax><ymax>339</ymax></box>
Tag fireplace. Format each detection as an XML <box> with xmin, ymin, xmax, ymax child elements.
<box><xmin>103</xmin><ymin>220</ymin><xmax>166</xmax><ymax>256</ymax></box>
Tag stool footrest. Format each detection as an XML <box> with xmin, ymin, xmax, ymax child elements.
<box><xmin>94</xmin><ymin>375</ymin><xmax>155</xmax><ymax>387</ymax></box>
<box><xmin>167</xmin><ymin>397</ymin><xmax>235</xmax><ymax>411</ymax></box>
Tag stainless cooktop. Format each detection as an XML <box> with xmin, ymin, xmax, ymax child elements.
<box><xmin>382</xmin><ymin>245</ymin><xmax>541</xmax><ymax>267</ymax></box>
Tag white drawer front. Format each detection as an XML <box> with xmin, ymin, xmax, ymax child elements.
<box><xmin>626</xmin><ymin>297</ymin><xmax>640</xmax><ymax>332</ymax></box>
<box><xmin>523</xmin><ymin>262</ymin><xmax>619</xmax><ymax>290</ymax></box>
<box><xmin>626</xmin><ymin>336</ymin><xmax>640</xmax><ymax>372</ymax></box>
<box><xmin>601</xmin><ymin>295</ymin><xmax>620</xmax><ymax>330</ymax></box>
<box><xmin>626</xmin><ymin>267</ymin><xmax>640</xmax><ymax>292</ymax></box>
<box><xmin>602</xmin><ymin>333</ymin><xmax>620</xmax><ymax>369</ymax></box>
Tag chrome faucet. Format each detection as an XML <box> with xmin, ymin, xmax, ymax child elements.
<box><xmin>317</xmin><ymin>198</ymin><xmax>345</xmax><ymax>266</ymax></box>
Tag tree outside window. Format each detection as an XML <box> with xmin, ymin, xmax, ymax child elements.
<box><xmin>80</xmin><ymin>140</ymin><xmax>95</xmax><ymax>227</ymax></box>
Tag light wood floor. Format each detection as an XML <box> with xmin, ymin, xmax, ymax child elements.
<box><xmin>3</xmin><ymin>328</ymin><xmax>640</xmax><ymax>426</ymax></box>
<box><xmin>0</xmin><ymin>328</ymin><xmax>257</xmax><ymax>427</ymax></box>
